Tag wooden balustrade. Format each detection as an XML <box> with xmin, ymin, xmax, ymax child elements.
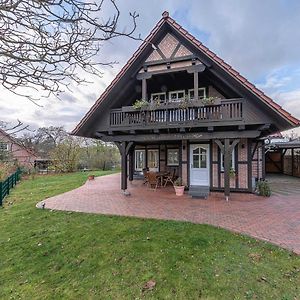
<box><xmin>110</xmin><ymin>98</ymin><xmax>244</xmax><ymax>128</ymax></box>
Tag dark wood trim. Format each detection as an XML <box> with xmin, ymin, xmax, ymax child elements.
<box><xmin>217</xmin><ymin>146</ymin><xmax>221</xmax><ymax>188</ymax></box>
<box><xmin>248</xmin><ymin>139</ymin><xmax>253</xmax><ymax>192</ymax></box>
<box><xmin>235</xmin><ymin>144</ymin><xmax>239</xmax><ymax>188</ymax></box>
<box><xmin>209</xmin><ymin>139</ymin><xmax>213</xmax><ymax>189</ymax></box>
<box><xmin>251</xmin><ymin>141</ymin><xmax>259</xmax><ymax>159</ymax></box>
<box><xmin>262</xmin><ymin>144</ymin><xmax>266</xmax><ymax>179</ymax></box>
<box><xmin>143</xmin><ymin>54</ymin><xmax>195</xmax><ymax>66</ymax></box>
<box><xmin>96</xmin><ymin>131</ymin><xmax>261</xmax><ymax>143</ymax></box>
<box><xmin>237</xmin><ymin>161</ymin><xmax>248</xmax><ymax>164</ymax></box>
<box><xmin>170</xmin><ymin>42</ymin><xmax>181</xmax><ymax>59</ymax></box>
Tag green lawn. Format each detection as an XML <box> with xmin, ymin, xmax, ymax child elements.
<box><xmin>0</xmin><ymin>172</ymin><xmax>299</xmax><ymax>300</ymax></box>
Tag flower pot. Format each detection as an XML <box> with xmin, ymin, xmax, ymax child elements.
<box><xmin>88</xmin><ymin>175</ymin><xmax>95</xmax><ymax>180</ymax></box>
<box><xmin>174</xmin><ymin>185</ymin><xmax>185</xmax><ymax>196</ymax></box>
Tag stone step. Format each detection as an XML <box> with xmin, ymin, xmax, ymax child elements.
<box><xmin>188</xmin><ymin>185</ymin><xmax>210</xmax><ymax>199</ymax></box>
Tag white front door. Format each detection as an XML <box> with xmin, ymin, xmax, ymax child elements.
<box><xmin>190</xmin><ymin>144</ymin><xmax>210</xmax><ymax>186</ymax></box>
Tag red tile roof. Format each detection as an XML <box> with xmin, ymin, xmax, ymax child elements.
<box><xmin>72</xmin><ymin>11</ymin><xmax>300</xmax><ymax>135</ymax></box>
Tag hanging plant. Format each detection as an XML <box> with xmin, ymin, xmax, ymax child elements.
<box><xmin>229</xmin><ymin>167</ymin><xmax>236</xmax><ymax>178</ymax></box>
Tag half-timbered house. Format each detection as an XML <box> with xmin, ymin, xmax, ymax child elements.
<box><xmin>72</xmin><ymin>12</ymin><xmax>299</xmax><ymax>199</ymax></box>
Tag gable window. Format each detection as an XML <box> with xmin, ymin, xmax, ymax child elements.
<box><xmin>150</xmin><ymin>92</ymin><xmax>166</xmax><ymax>103</ymax></box>
<box><xmin>188</xmin><ymin>88</ymin><xmax>206</xmax><ymax>100</ymax></box>
<box><xmin>0</xmin><ymin>142</ymin><xmax>9</xmax><ymax>152</ymax></box>
<box><xmin>167</xmin><ymin>149</ymin><xmax>179</xmax><ymax>166</ymax></box>
<box><xmin>169</xmin><ymin>90</ymin><xmax>185</xmax><ymax>102</ymax></box>
<box><xmin>220</xmin><ymin>148</ymin><xmax>235</xmax><ymax>172</ymax></box>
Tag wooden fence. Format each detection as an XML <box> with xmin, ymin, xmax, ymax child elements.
<box><xmin>0</xmin><ymin>169</ymin><xmax>21</xmax><ymax>206</ymax></box>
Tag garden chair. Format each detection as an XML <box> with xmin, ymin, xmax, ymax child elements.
<box><xmin>164</xmin><ymin>168</ymin><xmax>177</xmax><ymax>187</ymax></box>
<box><xmin>142</xmin><ymin>168</ymin><xmax>149</xmax><ymax>185</ymax></box>
<box><xmin>147</xmin><ymin>172</ymin><xmax>160</xmax><ymax>191</ymax></box>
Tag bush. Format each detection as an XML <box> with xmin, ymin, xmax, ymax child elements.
<box><xmin>256</xmin><ymin>180</ymin><xmax>271</xmax><ymax>197</ymax></box>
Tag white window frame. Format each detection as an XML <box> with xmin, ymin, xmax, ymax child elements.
<box><xmin>150</xmin><ymin>92</ymin><xmax>166</xmax><ymax>103</ymax></box>
<box><xmin>188</xmin><ymin>87</ymin><xmax>206</xmax><ymax>100</ymax></box>
<box><xmin>220</xmin><ymin>148</ymin><xmax>235</xmax><ymax>172</ymax></box>
<box><xmin>168</xmin><ymin>90</ymin><xmax>185</xmax><ymax>102</ymax></box>
<box><xmin>167</xmin><ymin>148</ymin><xmax>179</xmax><ymax>166</ymax></box>
<box><xmin>0</xmin><ymin>142</ymin><xmax>9</xmax><ymax>151</ymax></box>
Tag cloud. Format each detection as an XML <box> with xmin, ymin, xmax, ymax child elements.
<box><xmin>0</xmin><ymin>0</ymin><xmax>300</xmax><ymax>134</ymax></box>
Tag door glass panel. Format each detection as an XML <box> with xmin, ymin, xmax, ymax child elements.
<box><xmin>192</xmin><ymin>147</ymin><xmax>207</xmax><ymax>169</ymax></box>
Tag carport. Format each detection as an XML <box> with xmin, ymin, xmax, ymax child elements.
<box><xmin>265</xmin><ymin>140</ymin><xmax>300</xmax><ymax>177</ymax></box>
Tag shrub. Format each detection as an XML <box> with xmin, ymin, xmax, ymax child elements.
<box><xmin>256</xmin><ymin>180</ymin><xmax>271</xmax><ymax>197</ymax></box>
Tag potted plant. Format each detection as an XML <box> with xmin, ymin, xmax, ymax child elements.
<box><xmin>88</xmin><ymin>174</ymin><xmax>95</xmax><ymax>180</ymax></box>
<box><xmin>229</xmin><ymin>167</ymin><xmax>236</xmax><ymax>178</ymax></box>
<box><xmin>132</xmin><ymin>99</ymin><xmax>149</xmax><ymax>110</ymax></box>
<box><xmin>173</xmin><ymin>177</ymin><xmax>185</xmax><ymax>196</ymax></box>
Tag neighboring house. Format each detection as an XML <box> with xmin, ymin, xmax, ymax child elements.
<box><xmin>72</xmin><ymin>12</ymin><xmax>300</xmax><ymax>199</ymax></box>
<box><xmin>0</xmin><ymin>128</ymin><xmax>38</xmax><ymax>168</ymax></box>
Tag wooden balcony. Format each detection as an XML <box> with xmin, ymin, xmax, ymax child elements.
<box><xmin>110</xmin><ymin>98</ymin><xmax>244</xmax><ymax>130</ymax></box>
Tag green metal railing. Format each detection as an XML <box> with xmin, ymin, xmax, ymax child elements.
<box><xmin>0</xmin><ymin>168</ymin><xmax>21</xmax><ymax>206</ymax></box>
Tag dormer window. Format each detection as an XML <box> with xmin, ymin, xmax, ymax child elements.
<box><xmin>150</xmin><ymin>92</ymin><xmax>166</xmax><ymax>103</ymax></box>
<box><xmin>188</xmin><ymin>87</ymin><xmax>206</xmax><ymax>100</ymax></box>
<box><xmin>169</xmin><ymin>90</ymin><xmax>185</xmax><ymax>102</ymax></box>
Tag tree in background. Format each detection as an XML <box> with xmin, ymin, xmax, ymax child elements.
<box><xmin>0</xmin><ymin>0</ymin><xmax>139</xmax><ymax>102</ymax></box>
<box><xmin>50</xmin><ymin>136</ymin><xmax>81</xmax><ymax>172</ymax></box>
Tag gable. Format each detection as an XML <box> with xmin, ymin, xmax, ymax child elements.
<box><xmin>145</xmin><ymin>33</ymin><xmax>192</xmax><ymax>62</ymax></box>
<box><xmin>72</xmin><ymin>12</ymin><xmax>299</xmax><ymax>137</ymax></box>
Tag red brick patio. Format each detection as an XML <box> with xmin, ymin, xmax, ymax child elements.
<box><xmin>39</xmin><ymin>173</ymin><xmax>300</xmax><ymax>255</ymax></box>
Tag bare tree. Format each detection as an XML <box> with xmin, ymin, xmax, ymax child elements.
<box><xmin>0</xmin><ymin>0</ymin><xmax>139</xmax><ymax>102</ymax></box>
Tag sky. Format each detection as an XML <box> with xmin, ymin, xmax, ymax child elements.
<box><xmin>1</xmin><ymin>0</ymin><xmax>300</xmax><ymax>135</ymax></box>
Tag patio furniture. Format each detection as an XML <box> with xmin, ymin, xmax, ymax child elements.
<box><xmin>155</xmin><ymin>171</ymin><xmax>170</xmax><ymax>186</ymax></box>
<box><xmin>164</xmin><ymin>169</ymin><xmax>177</xmax><ymax>187</ymax></box>
<box><xmin>147</xmin><ymin>172</ymin><xmax>160</xmax><ymax>191</ymax></box>
<box><xmin>142</xmin><ymin>168</ymin><xmax>149</xmax><ymax>185</ymax></box>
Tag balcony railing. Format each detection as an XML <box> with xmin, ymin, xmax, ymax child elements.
<box><xmin>110</xmin><ymin>98</ymin><xmax>244</xmax><ymax>129</ymax></box>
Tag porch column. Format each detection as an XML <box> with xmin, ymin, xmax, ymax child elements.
<box><xmin>194</xmin><ymin>71</ymin><xmax>199</xmax><ymax>100</ymax></box>
<box><xmin>142</xmin><ymin>78</ymin><xmax>147</xmax><ymax>100</ymax></box>
<box><xmin>116</xmin><ymin>141</ymin><xmax>134</xmax><ymax>195</ymax></box>
<box><xmin>215</xmin><ymin>138</ymin><xmax>240</xmax><ymax>201</ymax></box>
<box><xmin>128</xmin><ymin>146</ymin><xmax>135</xmax><ymax>182</ymax></box>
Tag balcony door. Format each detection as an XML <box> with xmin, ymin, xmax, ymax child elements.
<box><xmin>190</xmin><ymin>144</ymin><xmax>210</xmax><ymax>186</ymax></box>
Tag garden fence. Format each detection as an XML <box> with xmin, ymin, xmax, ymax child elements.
<box><xmin>0</xmin><ymin>168</ymin><xmax>21</xmax><ymax>206</ymax></box>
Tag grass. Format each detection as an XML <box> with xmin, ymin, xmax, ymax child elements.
<box><xmin>0</xmin><ymin>171</ymin><xmax>299</xmax><ymax>300</ymax></box>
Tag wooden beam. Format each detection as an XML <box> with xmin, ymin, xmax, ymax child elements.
<box><xmin>96</xmin><ymin>130</ymin><xmax>260</xmax><ymax>143</ymax></box>
<box><xmin>215</xmin><ymin>138</ymin><xmax>240</xmax><ymax>201</ymax></box>
<box><xmin>142</xmin><ymin>78</ymin><xmax>147</xmax><ymax>100</ymax></box>
<box><xmin>194</xmin><ymin>70</ymin><xmax>199</xmax><ymax>100</ymax></box>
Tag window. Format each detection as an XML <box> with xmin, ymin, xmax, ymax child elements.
<box><xmin>168</xmin><ymin>90</ymin><xmax>185</xmax><ymax>102</ymax></box>
<box><xmin>188</xmin><ymin>87</ymin><xmax>206</xmax><ymax>100</ymax></box>
<box><xmin>150</xmin><ymin>92</ymin><xmax>166</xmax><ymax>103</ymax></box>
<box><xmin>220</xmin><ymin>148</ymin><xmax>235</xmax><ymax>172</ymax></box>
<box><xmin>167</xmin><ymin>149</ymin><xmax>179</xmax><ymax>166</ymax></box>
<box><xmin>0</xmin><ymin>142</ymin><xmax>9</xmax><ymax>151</ymax></box>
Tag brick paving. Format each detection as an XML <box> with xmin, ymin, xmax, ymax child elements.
<box><xmin>39</xmin><ymin>173</ymin><xmax>300</xmax><ymax>255</ymax></box>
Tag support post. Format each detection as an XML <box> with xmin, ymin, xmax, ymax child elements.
<box><xmin>142</xmin><ymin>78</ymin><xmax>147</xmax><ymax>100</ymax></box>
<box><xmin>291</xmin><ymin>148</ymin><xmax>294</xmax><ymax>176</ymax></box>
<box><xmin>215</xmin><ymin>138</ymin><xmax>240</xmax><ymax>201</ymax></box>
<box><xmin>115</xmin><ymin>141</ymin><xmax>134</xmax><ymax>195</ymax></box>
<box><xmin>223</xmin><ymin>139</ymin><xmax>231</xmax><ymax>201</ymax></box>
<box><xmin>194</xmin><ymin>71</ymin><xmax>199</xmax><ymax>100</ymax></box>
<box><xmin>128</xmin><ymin>147</ymin><xmax>135</xmax><ymax>182</ymax></box>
